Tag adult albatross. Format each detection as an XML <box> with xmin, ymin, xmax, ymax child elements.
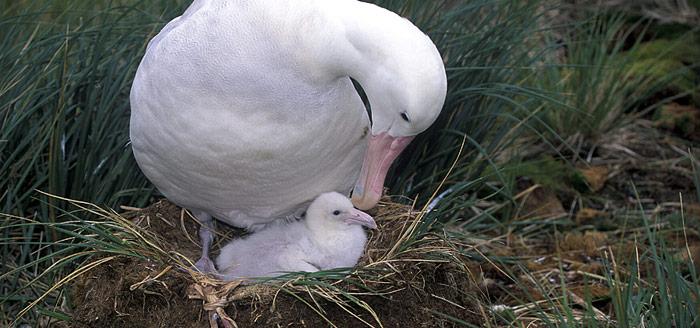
<box><xmin>129</xmin><ymin>0</ymin><xmax>447</xmax><ymax>271</ymax></box>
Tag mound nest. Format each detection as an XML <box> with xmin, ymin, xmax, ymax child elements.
<box><xmin>67</xmin><ymin>198</ymin><xmax>482</xmax><ymax>327</ymax></box>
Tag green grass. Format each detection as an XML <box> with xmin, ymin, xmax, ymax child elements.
<box><xmin>601</xmin><ymin>195</ymin><xmax>699</xmax><ymax>328</ymax></box>
<box><xmin>1</xmin><ymin>0</ymin><xmax>187</xmax><ymax>323</ymax></box>
<box><xmin>529</xmin><ymin>14</ymin><xmax>681</xmax><ymax>144</ymax></box>
<box><xmin>385</xmin><ymin>0</ymin><xmax>550</xmax><ymax>202</ymax></box>
<box><xmin>0</xmin><ymin>1</ymin><xmax>190</xmax><ymax>215</ymax></box>
<box><xmin>1</xmin><ymin>0</ymin><xmax>699</xmax><ymax>326</ymax></box>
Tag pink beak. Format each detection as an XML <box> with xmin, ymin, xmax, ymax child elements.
<box><xmin>351</xmin><ymin>132</ymin><xmax>414</xmax><ymax>210</ymax></box>
<box><xmin>342</xmin><ymin>208</ymin><xmax>377</xmax><ymax>229</ymax></box>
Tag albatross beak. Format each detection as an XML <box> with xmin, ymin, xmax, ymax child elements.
<box><xmin>342</xmin><ymin>208</ymin><xmax>377</xmax><ymax>229</ymax></box>
<box><xmin>351</xmin><ymin>132</ymin><xmax>414</xmax><ymax>210</ymax></box>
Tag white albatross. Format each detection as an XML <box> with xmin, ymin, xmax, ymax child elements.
<box><xmin>215</xmin><ymin>192</ymin><xmax>376</xmax><ymax>282</ymax></box>
<box><xmin>129</xmin><ymin>0</ymin><xmax>447</xmax><ymax>271</ymax></box>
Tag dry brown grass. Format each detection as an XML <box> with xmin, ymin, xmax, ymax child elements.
<box><xmin>63</xmin><ymin>198</ymin><xmax>482</xmax><ymax>328</ymax></box>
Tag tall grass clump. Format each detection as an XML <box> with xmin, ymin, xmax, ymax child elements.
<box><xmin>530</xmin><ymin>13</ymin><xmax>694</xmax><ymax>145</ymax></box>
<box><xmin>0</xmin><ymin>1</ymin><xmax>189</xmax><ymax>216</ymax></box>
<box><xmin>1</xmin><ymin>0</ymin><xmax>188</xmax><ymax>323</ymax></box>
<box><xmin>532</xmin><ymin>8</ymin><xmax>700</xmax><ymax>148</ymax></box>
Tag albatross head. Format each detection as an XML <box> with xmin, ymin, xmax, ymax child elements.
<box><xmin>307</xmin><ymin>192</ymin><xmax>377</xmax><ymax>231</ymax></box>
<box><xmin>340</xmin><ymin>4</ymin><xmax>448</xmax><ymax>210</ymax></box>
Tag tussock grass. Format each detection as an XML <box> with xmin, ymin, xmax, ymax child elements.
<box><xmin>1</xmin><ymin>2</ymin><xmax>187</xmax><ymax>322</ymax></box>
<box><xmin>530</xmin><ymin>13</ymin><xmax>694</xmax><ymax>146</ymax></box>
<box><xmin>0</xmin><ymin>1</ymin><xmax>189</xmax><ymax>215</ymax></box>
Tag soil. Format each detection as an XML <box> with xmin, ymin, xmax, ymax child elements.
<box><xmin>596</xmin><ymin>119</ymin><xmax>698</xmax><ymax>206</ymax></box>
<box><xmin>69</xmin><ymin>257</ymin><xmax>207</xmax><ymax>328</ymax></box>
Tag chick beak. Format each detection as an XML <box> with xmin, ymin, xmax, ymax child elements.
<box><xmin>342</xmin><ymin>208</ymin><xmax>377</xmax><ymax>229</ymax></box>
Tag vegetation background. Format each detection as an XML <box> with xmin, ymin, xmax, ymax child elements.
<box><xmin>1</xmin><ymin>0</ymin><xmax>699</xmax><ymax>326</ymax></box>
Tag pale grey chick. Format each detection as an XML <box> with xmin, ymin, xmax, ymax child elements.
<box><xmin>215</xmin><ymin>192</ymin><xmax>377</xmax><ymax>282</ymax></box>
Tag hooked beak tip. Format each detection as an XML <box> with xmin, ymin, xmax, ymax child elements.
<box><xmin>367</xmin><ymin>220</ymin><xmax>378</xmax><ymax>230</ymax></box>
<box><xmin>344</xmin><ymin>209</ymin><xmax>377</xmax><ymax>229</ymax></box>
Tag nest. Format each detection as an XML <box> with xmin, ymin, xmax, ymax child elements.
<box><xmin>66</xmin><ymin>198</ymin><xmax>481</xmax><ymax>328</ymax></box>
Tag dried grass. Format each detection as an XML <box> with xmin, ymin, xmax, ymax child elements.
<box><xmin>58</xmin><ymin>197</ymin><xmax>480</xmax><ymax>327</ymax></box>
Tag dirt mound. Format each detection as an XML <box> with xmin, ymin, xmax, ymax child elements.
<box><xmin>67</xmin><ymin>200</ymin><xmax>481</xmax><ymax>327</ymax></box>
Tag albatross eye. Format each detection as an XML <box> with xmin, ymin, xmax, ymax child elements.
<box><xmin>400</xmin><ymin>112</ymin><xmax>410</xmax><ymax>122</ymax></box>
<box><xmin>332</xmin><ymin>210</ymin><xmax>341</xmax><ymax>215</ymax></box>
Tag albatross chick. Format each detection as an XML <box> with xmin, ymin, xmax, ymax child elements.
<box><xmin>215</xmin><ymin>192</ymin><xmax>376</xmax><ymax>281</ymax></box>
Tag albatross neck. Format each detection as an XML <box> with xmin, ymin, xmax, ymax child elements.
<box><xmin>318</xmin><ymin>0</ymin><xmax>424</xmax><ymax>133</ymax></box>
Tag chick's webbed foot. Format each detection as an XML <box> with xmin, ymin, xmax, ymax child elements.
<box><xmin>194</xmin><ymin>256</ymin><xmax>217</xmax><ymax>274</ymax></box>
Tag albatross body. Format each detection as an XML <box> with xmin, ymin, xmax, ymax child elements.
<box><xmin>216</xmin><ymin>192</ymin><xmax>376</xmax><ymax>281</ymax></box>
<box><xmin>130</xmin><ymin>0</ymin><xmax>447</xmax><ymax>270</ymax></box>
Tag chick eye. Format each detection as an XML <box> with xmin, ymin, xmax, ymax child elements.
<box><xmin>400</xmin><ymin>112</ymin><xmax>410</xmax><ymax>122</ymax></box>
<box><xmin>332</xmin><ymin>210</ymin><xmax>341</xmax><ymax>215</ymax></box>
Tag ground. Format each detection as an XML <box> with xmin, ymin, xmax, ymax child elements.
<box><xmin>64</xmin><ymin>116</ymin><xmax>700</xmax><ymax>327</ymax></box>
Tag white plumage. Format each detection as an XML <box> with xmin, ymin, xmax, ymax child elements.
<box><xmin>129</xmin><ymin>0</ymin><xmax>446</xmax><ymax>271</ymax></box>
<box><xmin>215</xmin><ymin>192</ymin><xmax>376</xmax><ymax>281</ymax></box>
